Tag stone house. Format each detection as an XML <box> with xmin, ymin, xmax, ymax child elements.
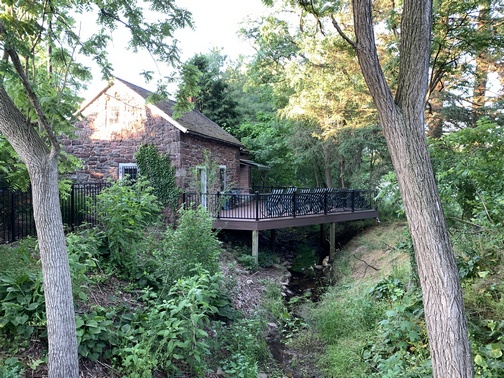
<box><xmin>64</xmin><ymin>77</ymin><xmax>254</xmax><ymax>193</ymax></box>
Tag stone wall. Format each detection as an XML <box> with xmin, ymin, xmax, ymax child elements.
<box><xmin>178</xmin><ymin>133</ymin><xmax>241</xmax><ymax>191</ymax></box>
<box><xmin>64</xmin><ymin>85</ymin><xmax>241</xmax><ymax>190</ymax></box>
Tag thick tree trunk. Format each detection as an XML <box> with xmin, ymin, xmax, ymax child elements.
<box><xmin>352</xmin><ymin>1</ymin><xmax>474</xmax><ymax>377</ymax></box>
<box><xmin>0</xmin><ymin>87</ymin><xmax>79</xmax><ymax>377</ymax></box>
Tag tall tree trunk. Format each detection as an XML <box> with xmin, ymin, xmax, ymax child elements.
<box><xmin>0</xmin><ymin>86</ymin><xmax>79</xmax><ymax>377</ymax></box>
<box><xmin>352</xmin><ymin>1</ymin><xmax>474</xmax><ymax>376</ymax></box>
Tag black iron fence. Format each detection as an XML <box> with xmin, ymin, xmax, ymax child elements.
<box><xmin>2</xmin><ymin>184</ymin><xmax>376</xmax><ymax>244</ymax></box>
<box><xmin>183</xmin><ymin>188</ymin><xmax>376</xmax><ymax>221</ymax></box>
<box><xmin>0</xmin><ymin>183</ymin><xmax>110</xmax><ymax>244</ymax></box>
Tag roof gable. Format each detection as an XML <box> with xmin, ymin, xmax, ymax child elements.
<box><xmin>80</xmin><ymin>77</ymin><xmax>242</xmax><ymax>147</ymax></box>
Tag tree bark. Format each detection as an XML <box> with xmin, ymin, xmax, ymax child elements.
<box><xmin>0</xmin><ymin>86</ymin><xmax>79</xmax><ymax>377</ymax></box>
<box><xmin>352</xmin><ymin>1</ymin><xmax>474</xmax><ymax>376</ymax></box>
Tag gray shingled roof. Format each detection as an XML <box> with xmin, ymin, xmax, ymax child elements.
<box><xmin>115</xmin><ymin>77</ymin><xmax>243</xmax><ymax>147</ymax></box>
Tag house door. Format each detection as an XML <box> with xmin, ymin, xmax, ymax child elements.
<box><xmin>198</xmin><ymin>167</ymin><xmax>207</xmax><ymax>208</ymax></box>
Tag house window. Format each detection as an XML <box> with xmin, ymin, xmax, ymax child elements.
<box><xmin>119</xmin><ymin>163</ymin><xmax>138</xmax><ymax>180</ymax></box>
<box><xmin>219</xmin><ymin>166</ymin><xmax>227</xmax><ymax>192</ymax></box>
<box><xmin>108</xmin><ymin>105</ymin><xmax>121</xmax><ymax>125</ymax></box>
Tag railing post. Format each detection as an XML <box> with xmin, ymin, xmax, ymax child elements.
<box><xmin>324</xmin><ymin>191</ymin><xmax>328</xmax><ymax>215</ymax></box>
<box><xmin>70</xmin><ymin>184</ymin><xmax>75</xmax><ymax>231</ymax></box>
<box><xmin>182</xmin><ymin>192</ymin><xmax>186</xmax><ymax>210</ymax></box>
<box><xmin>10</xmin><ymin>191</ymin><xmax>16</xmax><ymax>242</ymax></box>
<box><xmin>292</xmin><ymin>191</ymin><xmax>296</xmax><ymax>217</ymax></box>
<box><xmin>255</xmin><ymin>191</ymin><xmax>259</xmax><ymax>221</ymax></box>
<box><xmin>351</xmin><ymin>190</ymin><xmax>355</xmax><ymax>212</ymax></box>
<box><xmin>217</xmin><ymin>191</ymin><xmax>221</xmax><ymax>219</ymax></box>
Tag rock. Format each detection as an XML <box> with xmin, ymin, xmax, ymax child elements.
<box><xmin>314</xmin><ymin>265</ymin><xmax>324</xmax><ymax>270</ymax></box>
<box><xmin>283</xmin><ymin>369</ymin><xmax>295</xmax><ymax>378</ymax></box>
<box><xmin>258</xmin><ymin>373</ymin><xmax>268</xmax><ymax>378</ymax></box>
<box><xmin>216</xmin><ymin>369</ymin><xmax>226</xmax><ymax>376</ymax></box>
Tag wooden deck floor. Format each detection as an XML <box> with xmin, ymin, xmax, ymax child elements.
<box><xmin>212</xmin><ymin>200</ymin><xmax>378</xmax><ymax>231</ymax></box>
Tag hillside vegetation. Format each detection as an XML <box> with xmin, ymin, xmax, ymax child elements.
<box><xmin>281</xmin><ymin>220</ymin><xmax>503</xmax><ymax>377</ymax></box>
<box><xmin>0</xmin><ymin>179</ymin><xmax>502</xmax><ymax>377</ymax></box>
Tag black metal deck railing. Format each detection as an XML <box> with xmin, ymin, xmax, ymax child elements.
<box><xmin>183</xmin><ymin>188</ymin><xmax>376</xmax><ymax>221</ymax></box>
<box><xmin>1</xmin><ymin>184</ymin><xmax>376</xmax><ymax>244</ymax></box>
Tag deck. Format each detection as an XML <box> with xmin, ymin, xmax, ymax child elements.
<box><xmin>183</xmin><ymin>189</ymin><xmax>379</xmax><ymax>231</ymax></box>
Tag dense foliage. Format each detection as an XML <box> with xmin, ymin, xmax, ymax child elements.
<box><xmin>0</xmin><ymin>180</ymin><xmax>275</xmax><ymax>376</ymax></box>
<box><xmin>134</xmin><ymin>144</ymin><xmax>180</xmax><ymax>211</ymax></box>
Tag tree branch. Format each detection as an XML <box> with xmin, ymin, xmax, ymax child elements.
<box><xmin>351</xmin><ymin>253</ymin><xmax>379</xmax><ymax>271</ymax></box>
<box><xmin>6</xmin><ymin>47</ymin><xmax>60</xmax><ymax>154</ymax></box>
<box><xmin>331</xmin><ymin>14</ymin><xmax>356</xmax><ymax>49</ymax></box>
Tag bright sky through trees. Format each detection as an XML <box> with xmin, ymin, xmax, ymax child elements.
<box><xmin>81</xmin><ymin>0</ymin><xmax>267</xmax><ymax>98</ymax></box>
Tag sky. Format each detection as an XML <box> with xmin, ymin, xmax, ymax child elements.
<box><xmin>81</xmin><ymin>0</ymin><xmax>269</xmax><ymax>99</ymax></box>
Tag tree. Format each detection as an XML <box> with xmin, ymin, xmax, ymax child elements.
<box><xmin>240</xmin><ymin>7</ymin><xmax>390</xmax><ymax>189</ymax></box>
<box><xmin>0</xmin><ymin>1</ymin><xmax>192</xmax><ymax>376</ymax></box>
<box><xmin>348</xmin><ymin>1</ymin><xmax>474</xmax><ymax>376</ymax></box>
<box><xmin>262</xmin><ymin>0</ymin><xmax>475</xmax><ymax>375</ymax></box>
<box><xmin>174</xmin><ymin>51</ymin><xmax>241</xmax><ymax>132</ymax></box>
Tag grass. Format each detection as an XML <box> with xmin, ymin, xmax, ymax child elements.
<box><xmin>281</xmin><ymin>222</ymin><xmax>408</xmax><ymax>376</ymax></box>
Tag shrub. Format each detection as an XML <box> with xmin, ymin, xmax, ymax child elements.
<box><xmin>0</xmin><ymin>271</ymin><xmax>46</xmax><ymax>340</ymax></box>
<box><xmin>66</xmin><ymin>232</ymin><xmax>101</xmax><ymax>300</ymax></box>
<box><xmin>154</xmin><ymin>206</ymin><xmax>221</xmax><ymax>286</ymax></box>
<box><xmin>75</xmin><ymin>307</ymin><xmax>114</xmax><ymax>361</ymax></box>
<box><xmin>0</xmin><ymin>357</ymin><xmax>25</xmax><ymax>378</ymax></box>
<box><xmin>209</xmin><ymin>317</ymin><xmax>266</xmax><ymax>378</ymax></box>
<box><xmin>118</xmin><ymin>272</ymin><xmax>226</xmax><ymax>377</ymax></box>
<box><xmin>362</xmin><ymin>293</ymin><xmax>431</xmax><ymax>377</ymax></box>
<box><xmin>96</xmin><ymin>179</ymin><xmax>161</xmax><ymax>278</ymax></box>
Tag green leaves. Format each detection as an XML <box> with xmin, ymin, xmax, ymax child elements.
<box><xmin>134</xmin><ymin>144</ymin><xmax>180</xmax><ymax>210</ymax></box>
<box><xmin>96</xmin><ymin>179</ymin><xmax>161</xmax><ymax>278</ymax></box>
<box><xmin>430</xmin><ymin>119</ymin><xmax>504</xmax><ymax>224</ymax></box>
<box><xmin>154</xmin><ymin>206</ymin><xmax>222</xmax><ymax>287</ymax></box>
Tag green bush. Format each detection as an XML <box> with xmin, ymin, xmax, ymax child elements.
<box><xmin>369</xmin><ymin>276</ymin><xmax>406</xmax><ymax>302</ymax></box>
<box><xmin>0</xmin><ymin>271</ymin><xmax>46</xmax><ymax>340</ymax></box>
<box><xmin>96</xmin><ymin>179</ymin><xmax>161</xmax><ymax>279</ymax></box>
<box><xmin>154</xmin><ymin>206</ymin><xmax>221</xmax><ymax>286</ymax></box>
<box><xmin>0</xmin><ymin>357</ymin><xmax>25</xmax><ymax>378</ymax></box>
<box><xmin>362</xmin><ymin>293</ymin><xmax>431</xmax><ymax>377</ymax></box>
<box><xmin>0</xmin><ymin>237</ymin><xmax>38</xmax><ymax>279</ymax></box>
<box><xmin>66</xmin><ymin>232</ymin><xmax>101</xmax><ymax>301</ymax></box>
<box><xmin>118</xmin><ymin>272</ymin><xmax>226</xmax><ymax>377</ymax></box>
<box><xmin>75</xmin><ymin>307</ymin><xmax>114</xmax><ymax>361</ymax></box>
<box><xmin>209</xmin><ymin>317</ymin><xmax>267</xmax><ymax>378</ymax></box>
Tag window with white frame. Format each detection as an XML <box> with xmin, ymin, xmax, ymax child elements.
<box><xmin>119</xmin><ymin>163</ymin><xmax>138</xmax><ymax>180</ymax></box>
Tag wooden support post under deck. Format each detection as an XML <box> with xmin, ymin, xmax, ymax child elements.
<box><xmin>330</xmin><ymin>222</ymin><xmax>336</xmax><ymax>261</ymax></box>
<box><xmin>252</xmin><ymin>230</ymin><xmax>259</xmax><ymax>264</ymax></box>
